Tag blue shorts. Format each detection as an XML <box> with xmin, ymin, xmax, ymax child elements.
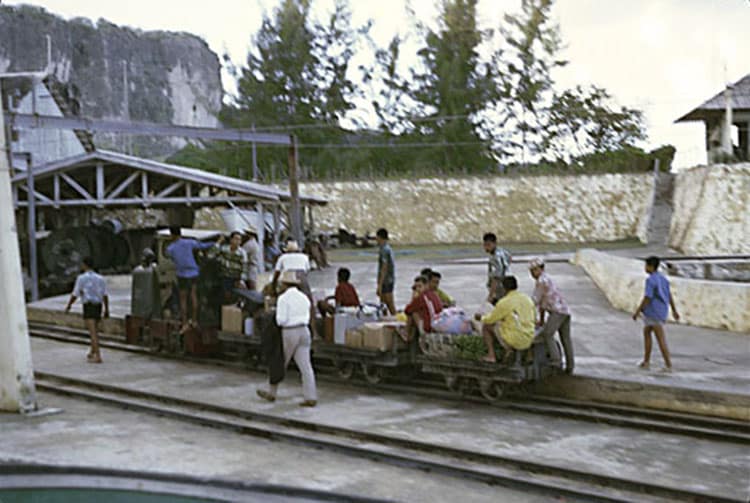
<box><xmin>643</xmin><ymin>315</ymin><xmax>665</xmax><ymax>327</ymax></box>
<box><xmin>380</xmin><ymin>281</ymin><xmax>394</xmax><ymax>295</ymax></box>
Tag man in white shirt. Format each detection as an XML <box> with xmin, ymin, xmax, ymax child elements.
<box><xmin>272</xmin><ymin>240</ymin><xmax>310</xmax><ymax>291</ymax></box>
<box><xmin>257</xmin><ymin>270</ymin><xmax>317</xmax><ymax>407</ymax></box>
<box><xmin>272</xmin><ymin>239</ymin><xmax>318</xmax><ymax>338</ymax></box>
<box><xmin>65</xmin><ymin>257</ymin><xmax>109</xmax><ymax>363</ymax></box>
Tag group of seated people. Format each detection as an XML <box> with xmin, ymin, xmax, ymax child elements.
<box><xmin>315</xmin><ymin>264</ymin><xmax>543</xmax><ymax>365</ymax></box>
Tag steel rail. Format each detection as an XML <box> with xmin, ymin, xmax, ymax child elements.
<box><xmin>28</xmin><ymin>323</ymin><xmax>750</xmax><ymax>445</ymax></box>
<box><xmin>34</xmin><ymin>371</ymin><xmax>742</xmax><ymax>503</ymax></box>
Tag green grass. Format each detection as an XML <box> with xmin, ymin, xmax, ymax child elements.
<box><xmin>326</xmin><ymin>238</ymin><xmax>644</xmax><ymax>262</ymax></box>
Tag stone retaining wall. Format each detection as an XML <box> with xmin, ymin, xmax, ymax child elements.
<box><xmin>573</xmin><ymin>248</ymin><xmax>750</xmax><ymax>333</ymax></box>
<box><xmin>669</xmin><ymin>164</ymin><xmax>750</xmax><ymax>255</ymax></box>
<box><xmin>300</xmin><ymin>173</ymin><xmax>654</xmax><ymax>245</ymax></box>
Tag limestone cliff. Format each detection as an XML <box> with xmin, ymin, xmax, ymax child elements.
<box><xmin>0</xmin><ymin>4</ymin><xmax>222</xmax><ymax>158</ymax></box>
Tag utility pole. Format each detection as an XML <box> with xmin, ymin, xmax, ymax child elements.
<box><xmin>122</xmin><ymin>60</ymin><xmax>132</xmax><ymax>155</ymax></box>
<box><xmin>46</xmin><ymin>34</ymin><xmax>52</xmax><ymax>72</ymax></box>
<box><xmin>0</xmin><ymin>72</ymin><xmax>41</xmax><ymax>413</ymax></box>
<box><xmin>722</xmin><ymin>83</ymin><xmax>733</xmax><ymax>157</ymax></box>
<box><xmin>25</xmin><ymin>152</ymin><xmax>39</xmax><ymax>301</ymax></box>
<box><xmin>287</xmin><ymin>135</ymin><xmax>303</xmax><ymax>247</ymax></box>
<box><xmin>251</xmin><ymin>123</ymin><xmax>258</xmax><ymax>181</ymax></box>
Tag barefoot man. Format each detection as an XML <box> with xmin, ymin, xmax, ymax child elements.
<box><xmin>476</xmin><ymin>276</ymin><xmax>535</xmax><ymax>364</ymax></box>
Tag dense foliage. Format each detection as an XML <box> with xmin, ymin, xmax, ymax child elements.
<box><xmin>169</xmin><ymin>0</ymin><xmax>661</xmax><ymax>179</ymax></box>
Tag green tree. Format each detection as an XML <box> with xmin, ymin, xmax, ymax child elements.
<box><xmin>176</xmin><ymin>0</ymin><xmax>367</xmax><ymax>180</ymax></box>
<box><xmin>547</xmin><ymin>85</ymin><xmax>647</xmax><ymax>161</ymax></box>
<box><xmin>370</xmin><ymin>0</ymin><xmax>494</xmax><ymax>173</ymax></box>
<box><xmin>491</xmin><ymin>0</ymin><xmax>566</xmax><ymax>163</ymax></box>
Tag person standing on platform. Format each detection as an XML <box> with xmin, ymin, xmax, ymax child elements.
<box><xmin>376</xmin><ymin>228</ymin><xmax>396</xmax><ymax>315</ymax></box>
<box><xmin>633</xmin><ymin>256</ymin><xmax>679</xmax><ymax>372</ymax></box>
<box><xmin>483</xmin><ymin>233</ymin><xmax>511</xmax><ymax>304</ymax></box>
<box><xmin>241</xmin><ymin>228</ymin><xmax>261</xmax><ymax>291</ymax></box>
<box><xmin>216</xmin><ymin>231</ymin><xmax>250</xmax><ymax>302</ymax></box>
<box><xmin>273</xmin><ymin>240</ymin><xmax>317</xmax><ymax>338</ymax></box>
<box><xmin>529</xmin><ymin>257</ymin><xmax>574</xmax><ymax>373</ymax></box>
<box><xmin>257</xmin><ymin>271</ymin><xmax>317</xmax><ymax>407</ymax></box>
<box><xmin>273</xmin><ymin>240</ymin><xmax>311</xmax><ymax>296</ymax></box>
<box><xmin>165</xmin><ymin>227</ymin><xmax>219</xmax><ymax>333</ymax></box>
<box><xmin>65</xmin><ymin>257</ymin><xmax>109</xmax><ymax>364</ymax></box>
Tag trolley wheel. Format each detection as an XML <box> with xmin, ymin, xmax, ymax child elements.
<box><xmin>361</xmin><ymin>363</ymin><xmax>385</xmax><ymax>384</ymax></box>
<box><xmin>444</xmin><ymin>375</ymin><xmax>468</xmax><ymax>396</ymax></box>
<box><xmin>478</xmin><ymin>378</ymin><xmax>504</xmax><ymax>402</ymax></box>
<box><xmin>245</xmin><ymin>352</ymin><xmax>260</xmax><ymax>369</ymax></box>
<box><xmin>555</xmin><ymin>340</ymin><xmax>565</xmax><ymax>370</ymax></box>
<box><xmin>335</xmin><ymin>361</ymin><xmax>355</xmax><ymax>380</ymax></box>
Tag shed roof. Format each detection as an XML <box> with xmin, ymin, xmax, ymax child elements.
<box><xmin>11</xmin><ymin>149</ymin><xmax>326</xmax><ymax>209</ymax></box>
<box><xmin>676</xmin><ymin>73</ymin><xmax>750</xmax><ymax>122</ymax></box>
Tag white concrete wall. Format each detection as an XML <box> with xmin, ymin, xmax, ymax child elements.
<box><xmin>670</xmin><ymin>164</ymin><xmax>750</xmax><ymax>255</ymax></box>
<box><xmin>574</xmin><ymin>248</ymin><xmax>750</xmax><ymax>333</ymax></box>
<box><xmin>300</xmin><ymin>173</ymin><xmax>654</xmax><ymax>245</ymax></box>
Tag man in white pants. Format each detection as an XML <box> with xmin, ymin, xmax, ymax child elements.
<box><xmin>257</xmin><ymin>270</ymin><xmax>317</xmax><ymax>407</ymax></box>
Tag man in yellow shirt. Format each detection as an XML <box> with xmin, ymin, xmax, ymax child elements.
<box><xmin>477</xmin><ymin>276</ymin><xmax>535</xmax><ymax>363</ymax></box>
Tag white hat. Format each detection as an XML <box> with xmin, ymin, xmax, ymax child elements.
<box><xmin>528</xmin><ymin>257</ymin><xmax>545</xmax><ymax>269</ymax></box>
<box><xmin>285</xmin><ymin>240</ymin><xmax>300</xmax><ymax>252</ymax></box>
<box><xmin>279</xmin><ymin>270</ymin><xmax>300</xmax><ymax>285</ymax></box>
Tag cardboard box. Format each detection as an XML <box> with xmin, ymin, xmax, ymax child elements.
<box><xmin>362</xmin><ymin>322</ymin><xmax>406</xmax><ymax>352</ymax></box>
<box><xmin>222</xmin><ymin>305</ymin><xmax>243</xmax><ymax>333</ymax></box>
<box><xmin>345</xmin><ymin>327</ymin><xmax>364</xmax><ymax>348</ymax></box>
<box><xmin>334</xmin><ymin>312</ymin><xmax>364</xmax><ymax>345</ymax></box>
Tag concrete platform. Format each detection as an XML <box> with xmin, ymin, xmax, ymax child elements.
<box><xmin>25</xmin><ymin>252</ymin><xmax>750</xmax><ymax>411</ymax></box>
<box><xmin>2</xmin><ymin>391</ymin><xmax>543</xmax><ymax>503</ymax></box>
<box><xmin>15</xmin><ymin>337</ymin><xmax>750</xmax><ymax>502</ymax></box>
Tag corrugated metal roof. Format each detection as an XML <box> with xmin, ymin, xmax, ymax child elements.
<box><xmin>676</xmin><ymin>73</ymin><xmax>750</xmax><ymax>122</ymax></box>
<box><xmin>11</xmin><ymin>149</ymin><xmax>327</xmax><ymax>205</ymax></box>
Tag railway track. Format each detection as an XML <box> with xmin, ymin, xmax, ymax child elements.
<box><xmin>29</xmin><ymin>322</ymin><xmax>750</xmax><ymax>446</ymax></box>
<box><xmin>34</xmin><ymin>370</ymin><xmax>742</xmax><ymax>503</ymax></box>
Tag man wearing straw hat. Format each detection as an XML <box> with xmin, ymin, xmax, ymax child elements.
<box><xmin>528</xmin><ymin>257</ymin><xmax>574</xmax><ymax>373</ymax></box>
<box><xmin>257</xmin><ymin>270</ymin><xmax>317</xmax><ymax>406</ymax></box>
<box><xmin>272</xmin><ymin>240</ymin><xmax>311</xmax><ymax>297</ymax></box>
<box><xmin>272</xmin><ymin>239</ymin><xmax>318</xmax><ymax>338</ymax></box>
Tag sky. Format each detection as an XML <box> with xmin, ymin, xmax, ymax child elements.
<box><xmin>5</xmin><ymin>0</ymin><xmax>750</xmax><ymax>168</ymax></box>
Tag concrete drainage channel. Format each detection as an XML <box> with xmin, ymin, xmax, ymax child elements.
<box><xmin>32</xmin><ymin>371</ymin><xmax>745</xmax><ymax>503</ymax></box>
<box><xmin>0</xmin><ymin>463</ymin><xmax>390</xmax><ymax>502</ymax></box>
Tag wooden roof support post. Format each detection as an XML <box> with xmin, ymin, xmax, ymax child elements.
<box><xmin>287</xmin><ymin>135</ymin><xmax>303</xmax><ymax>247</ymax></box>
<box><xmin>0</xmin><ymin>83</ymin><xmax>38</xmax><ymax>413</ymax></box>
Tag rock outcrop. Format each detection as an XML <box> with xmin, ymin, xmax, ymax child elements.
<box><xmin>0</xmin><ymin>4</ymin><xmax>222</xmax><ymax>158</ymax></box>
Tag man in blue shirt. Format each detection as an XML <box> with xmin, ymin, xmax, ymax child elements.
<box><xmin>632</xmin><ymin>256</ymin><xmax>680</xmax><ymax>372</ymax></box>
<box><xmin>165</xmin><ymin>227</ymin><xmax>219</xmax><ymax>332</ymax></box>
<box><xmin>375</xmin><ymin>228</ymin><xmax>396</xmax><ymax>315</ymax></box>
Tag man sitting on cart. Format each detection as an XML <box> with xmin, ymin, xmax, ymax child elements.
<box><xmin>421</xmin><ymin>268</ymin><xmax>455</xmax><ymax>307</ymax></box>
<box><xmin>476</xmin><ymin>276</ymin><xmax>535</xmax><ymax>364</ymax></box>
<box><xmin>405</xmin><ymin>275</ymin><xmax>443</xmax><ymax>340</ymax></box>
<box><xmin>317</xmin><ymin>267</ymin><xmax>361</xmax><ymax>316</ymax></box>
